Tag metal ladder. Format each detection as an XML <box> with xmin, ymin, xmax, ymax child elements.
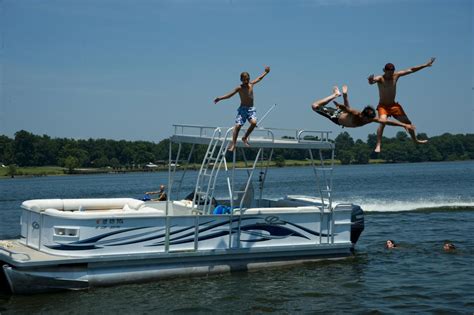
<box><xmin>229</xmin><ymin>146</ymin><xmax>273</xmax><ymax>209</ymax></box>
<box><xmin>229</xmin><ymin>145</ymin><xmax>275</xmax><ymax>247</ymax></box>
<box><xmin>308</xmin><ymin>148</ymin><xmax>334</xmax><ymax>244</ymax></box>
<box><xmin>168</xmin><ymin>142</ymin><xmax>197</xmax><ymax>201</ymax></box>
<box><xmin>192</xmin><ymin>127</ymin><xmax>232</xmax><ymax>214</ymax></box>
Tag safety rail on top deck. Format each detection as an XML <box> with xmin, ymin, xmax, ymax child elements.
<box><xmin>172</xmin><ymin>124</ymin><xmax>332</xmax><ymax>144</ymax></box>
<box><xmin>173</xmin><ymin>124</ymin><xmax>275</xmax><ymax>143</ymax></box>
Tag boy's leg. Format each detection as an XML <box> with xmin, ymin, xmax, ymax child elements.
<box><xmin>375</xmin><ymin>114</ymin><xmax>387</xmax><ymax>153</ymax></box>
<box><xmin>311</xmin><ymin>86</ymin><xmax>341</xmax><ymax>112</ymax></box>
<box><xmin>229</xmin><ymin>124</ymin><xmax>241</xmax><ymax>151</ymax></box>
<box><xmin>394</xmin><ymin>115</ymin><xmax>428</xmax><ymax>144</ymax></box>
<box><xmin>242</xmin><ymin>119</ymin><xmax>257</xmax><ymax>147</ymax></box>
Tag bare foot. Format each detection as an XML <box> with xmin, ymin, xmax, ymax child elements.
<box><xmin>416</xmin><ymin>139</ymin><xmax>428</xmax><ymax>144</ymax></box>
<box><xmin>228</xmin><ymin>143</ymin><xmax>235</xmax><ymax>151</ymax></box>
<box><xmin>242</xmin><ymin>137</ymin><xmax>250</xmax><ymax>147</ymax></box>
<box><xmin>374</xmin><ymin>145</ymin><xmax>381</xmax><ymax>153</ymax></box>
<box><xmin>342</xmin><ymin>85</ymin><xmax>348</xmax><ymax>94</ymax></box>
<box><xmin>332</xmin><ymin>86</ymin><xmax>341</xmax><ymax>97</ymax></box>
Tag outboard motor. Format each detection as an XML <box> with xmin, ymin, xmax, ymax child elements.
<box><xmin>350</xmin><ymin>205</ymin><xmax>365</xmax><ymax>244</ymax></box>
<box><xmin>0</xmin><ymin>264</ymin><xmax>11</xmax><ymax>293</ymax></box>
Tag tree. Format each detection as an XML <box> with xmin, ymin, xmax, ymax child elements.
<box><xmin>0</xmin><ymin>135</ymin><xmax>14</xmax><ymax>164</ymax></box>
<box><xmin>352</xmin><ymin>143</ymin><xmax>371</xmax><ymax>164</ymax></box>
<box><xmin>6</xmin><ymin>164</ymin><xmax>17</xmax><ymax>178</ymax></box>
<box><xmin>13</xmin><ymin>130</ymin><xmax>36</xmax><ymax>166</ymax></box>
<box><xmin>94</xmin><ymin>156</ymin><xmax>110</xmax><ymax>168</ymax></box>
<box><xmin>64</xmin><ymin>156</ymin><xmax>79</xmax><ymax>173</ymax></box>
<box><xmin>366</xmin><ymin>133</ymin><xmax>377</xmax><ymax>149</ymax></box>
<box><xmin>337</xmin><ymin>150</ymin><xmax>354</xmax><ymax>165</ymax></box>
<box><xmin>382</xmin><ymin>143</ymin><xmax>409</xmax><ymax>163</ymax></box>
<box><xmin>335</xmin><ymin>132</ymin><xmax>354</xmax><ymax>158</ymax></box>
<box><xmin>274</xmin><ymin>155</ymin><xmax>285</xmax><ymax>167</ymax></box>
<box><xmin>109</xmin><ymin>158</ymin><xmax>120</xmax><ymax>169</ymax></box>
<box><xmin>58</xmin><ymin>143</ymin><xmax>89</xmax><ymax>167</ymax></box>
<box><xmin>396</xmin><ymin>131</ymin><xmax>409</xmax><ymax>142</ymax></box>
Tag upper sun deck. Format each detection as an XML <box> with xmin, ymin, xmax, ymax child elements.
<box><xmin>170</xmin><ymin>124</ymin><xmax>335</xmax><ymax>150</ymax></box>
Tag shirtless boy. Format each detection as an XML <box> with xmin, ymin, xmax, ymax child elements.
<box><xmin>368</xmin><ymin>57</ymin><xmax>435</xmax><ymax>152</ymax></box>
<box><xmin>214</xmin><ymin>66</ymin><xmax>270</xmax><ymax>151</ymax></box>
<box><xmin>312</xmin><ymin>85</ymin><xmax>415</xmax><ymax>132</ymax></box>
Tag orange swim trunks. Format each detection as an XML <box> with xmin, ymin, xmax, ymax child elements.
<box><xmin>376</xmin><ymin>102</ymin><xmax>407</xmax><ymax>117</ymax></box>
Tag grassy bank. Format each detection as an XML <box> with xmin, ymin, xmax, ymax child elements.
<box><xmin>0</xmin><ymin>166</ymin><xmax>66</xmax><ymax>177</ymax></box>
<box><xmin>0</xmin><ymin>159</ymin><xmax>350</xmax><ymax>178</ymax></box>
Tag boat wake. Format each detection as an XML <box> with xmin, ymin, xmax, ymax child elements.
<box><xmin>338</xmin><ymin>198</ymin><xmax>474</xmax><ymax>213</ymax></box>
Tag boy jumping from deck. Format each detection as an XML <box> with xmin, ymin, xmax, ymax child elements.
<box><xmin>312</xmin><ymin>85</ymin><xmax>416</xmax><ymax>131</ymax></box>
<box><xmin>214</xmin><ymin>66</ymin><xmax>271</xmax><ymax>151</ymax></box>
<box><xmin>368</xmin><ymin>57</ymin><xmax>435</xmax><ymax>152</ymax></box>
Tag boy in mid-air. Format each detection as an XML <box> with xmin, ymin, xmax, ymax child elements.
<box><xmin>312</xmin><ymin>85</ymin><xmax>416</xmax><ymax>132</ymax></box>
<box><xmin>214</xmin><ymin>66</ymin><xmax>270</xmax><ymax>151</ymax></box>
<box><xmin>368</xmin><ymin>57</ymin><xmax>435</xmax><ymax>152</ymax></box>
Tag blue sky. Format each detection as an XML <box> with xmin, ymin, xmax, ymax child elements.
<box><xmin>0</xmin><ymin>0</ymin><xmax>472</xmax><ymax>142</ymax></box>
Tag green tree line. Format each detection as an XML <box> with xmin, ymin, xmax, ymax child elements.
<box><xmin>0</xmin><ymin>130</ymin><xmax>472</xmax><ymax>168</ymax></box>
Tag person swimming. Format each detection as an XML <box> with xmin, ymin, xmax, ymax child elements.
<box><xmin>385</xmin><ymin>239</ymin><xmax>397</xmax><ymax>249</ymax></box>
<box><xmin>443</xmin><ymin>242</ymin><xmax>456</xmax><ymax>251</ymax></box>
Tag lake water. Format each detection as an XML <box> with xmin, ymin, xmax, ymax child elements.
<box><xmin>0</xmin><ymin>161</ymin><xmax>473</xmax><ymax>313</ymax></box>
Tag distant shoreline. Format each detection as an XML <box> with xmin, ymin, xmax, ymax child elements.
<box><xmin>1</xmin><ymin>159</ymin><xmax>472</xmax><ymax>179</ymax></box>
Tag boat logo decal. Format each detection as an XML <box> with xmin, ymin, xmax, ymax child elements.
<box><xmin>45</xmin><ymin>216</ymin><xmax>330</xmax><ymax>251</ymax></box>
<box><xmin>32</xmin><ymin>221</ymin><xmax>40</xmax><ymax>229</ymax></box>
<box><xmin>264</xmin><ymin>216</ymin><xmax>284</xmax><ymax>225</ymax></box>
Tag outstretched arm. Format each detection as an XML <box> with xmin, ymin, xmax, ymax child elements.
<box><xmin>396</xmin><ymin>57</ymin><xmax>436</xmax><ymax>77</ymax></box>
<box><xmin>368</xmin><ymin>74</ymin><xmax>382</xmax><ymax>85</ymax></box>
<box><xmin>332</xmin><ymin>101</ymin><xmax>359</xmax><ymax>116</ymax></box>
<box><xmin>342</xmin><ymin>85</ymin><xmax>350</xmax><ymax>108</ymax></box>
<box><xmin>251</xmin><ymin>66</ymin><xmax>270</xmax><ymax>85</ymax></box>
<box><xmin>214</xmin><ymin>86</ymin><xmax>240</xmax><ymax>104</ymax></box>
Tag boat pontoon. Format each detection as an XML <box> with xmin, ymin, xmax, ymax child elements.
<box><xmin>0</xmin><ymin>125</ymin><xmax>364</xmax><ymax>294</ymax></box>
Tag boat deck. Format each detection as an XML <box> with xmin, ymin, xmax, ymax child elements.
<box><xmin>171</xmin><ymin>125</ymin><xmax>335</xmax><ymax>150</ymax></box>
<box><xmin>0</xmin><ymin>240</ymin><xmax>78</xmax><ymax>267</ymax></box>
<box><xmin>0</xmin><ymin>239</ymin><xmax>353</xmax><ymax>268</ymax></box>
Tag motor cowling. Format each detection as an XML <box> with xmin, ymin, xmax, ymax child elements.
<box><xmin>350</xmin><ymin>205</ymin><xmax>364</xmax><ymax>244</ymax></box>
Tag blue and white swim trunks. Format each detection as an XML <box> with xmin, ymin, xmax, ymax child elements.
<box><xmin>235</xmin><ymin>106</ymin><xmax>257</xmax><ymax>126</ymax></box>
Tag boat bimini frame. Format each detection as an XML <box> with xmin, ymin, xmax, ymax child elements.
<box><xmin>167</xmin><ymin>124</ymin><xmax>337</xmax><ymax>244</ymax></box>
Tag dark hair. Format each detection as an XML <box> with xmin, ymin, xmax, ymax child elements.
<box><xmin>240</xmin><ymin>72</ymin><xmax>250</xmax><ymax>81</ymax></box>
<box><xmin>444</xmin><ymin>242</ymin><xmax>456</xmax><ymax>250</ymax></box>
<box><xmin>384</xmin><ymin>63</ymin><xmax>395</xmax><ymax>71</ymax></box>
<box><xmin>362</xmin><ymin>106</ymin><xmax>376</xmax><ymax>119</ymax></box>
<box><xmin>386</xmin><ymin>239</ymin><xmax>397</xmax><ymax>248</ymax></box>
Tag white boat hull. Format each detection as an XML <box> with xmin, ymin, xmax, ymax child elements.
<box><xmin>0</xmin><ymin>198</ymin><xmax>363</xmax><ymax>294</ymax></box>
<box><xmin>2</xmin><ymin>244</ymin><xmax>352</xmax><ymax>294</ymax></box>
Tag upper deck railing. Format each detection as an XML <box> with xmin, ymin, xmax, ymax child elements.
<box><xmin>171</xmin><ymin>124</ymin><xmax>334</xmax><ymax>150</ymax></box>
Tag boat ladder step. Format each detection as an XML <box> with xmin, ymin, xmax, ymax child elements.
<box><xmin>196</xmin><ymin>190</ymin><xmax>214</xmax><ymax>196</ymax></box>
<box><xmin>333</xmin><ymin>222</ymin><xmax>351</xmax><ymax>226</ymax></box>
<box><xmin>314</xmin><ymin>167</ymin><xmax>333</xmax><ymax>171</ymax></box>
<box><xmin>233</xmin><ymin>190</ymin><xmax>248</xmax><ymax>194</ymax></box>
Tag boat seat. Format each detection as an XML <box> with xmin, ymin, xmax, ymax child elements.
<box><xmin>22</xmin><ymin>198</ymin><xmax>145</xmax><ymax>212</ymax></box>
